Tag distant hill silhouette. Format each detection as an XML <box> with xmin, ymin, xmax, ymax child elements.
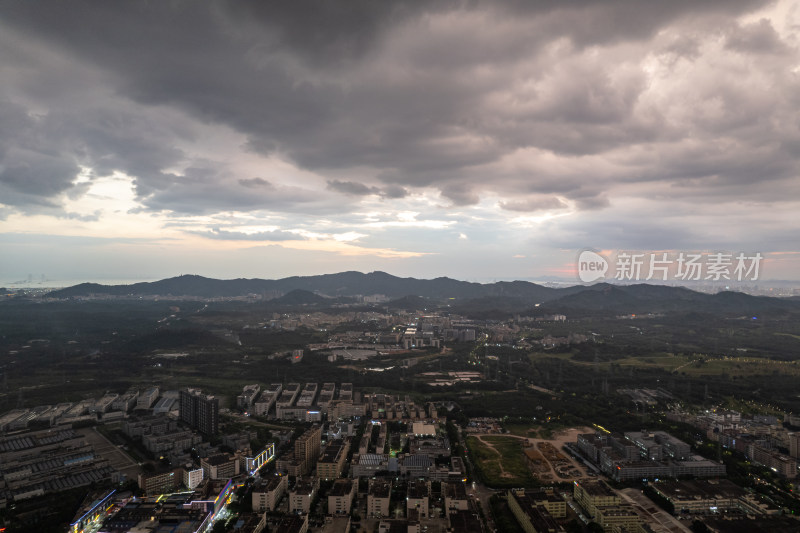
<box><xmin>47</xmin><ymin>272</ymin><xmax>562</xmax><ymax>300</ymax></box>
<box><xmin>537</xmin><ymin>283</ymin><xmax>800</xmax><ymax>316</ymax></box>
<box><xmin>48</xmin><ymin>276</ymin><xmax>270</xmax><ymax>298</ymax></box>
<box><xmin>45</xmin><ymin>272</ymin><xmax>800</xmax><ymax>318</ymax></box>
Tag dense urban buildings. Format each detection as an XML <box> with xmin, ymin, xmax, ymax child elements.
<box><xmin>3</xmin><ymin>280</ymin><xmax>800</xmax><ymax>532</ymax></box>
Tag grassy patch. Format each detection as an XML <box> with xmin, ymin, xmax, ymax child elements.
<box><xmin>466</xmin><ymin>435</ymin><xmax>535</xmax><ymax>488</ymax></box>
<box><xmin>611</xmin><ymin>354</ymin><xmax>689</xmax><ymax>371</ymax></box>
<box><xmin>503</xmin><ymin>423</ymin><xmax>538</xmax><ymax>438</ymax></box>
<box><xmin>677</xmin><ymin>357</ymin><xmax>800</xmax><ymax>378</ymax></box>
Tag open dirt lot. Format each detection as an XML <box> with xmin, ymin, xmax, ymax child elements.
<box><xmin>523</xmin><ymin>427</ymin><xmax>593</xmax><ymax>482</ymax></box>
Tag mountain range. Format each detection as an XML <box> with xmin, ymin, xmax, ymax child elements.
<box><xmin>44</xmin><ymin>272</ymin><xmax>800</xmax><ymax>317</ymax></box>
<box><xmin>47</xmin><ymin>271</ymin><xmax>564</xmax><ymax>300</ymax></box>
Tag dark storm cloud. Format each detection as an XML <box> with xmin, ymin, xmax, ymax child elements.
<box><xmin>0</xmin><ymin>0</ymin><xmax>793</xmax><ymax>217</ymax></box>
<box><xmin>0</xmin><ymin>100</ymin><xmax>81</xmax><ymax>204</ymax></box>
<box><xmin>440</xmin><ymin>188</ymin><xmax>481</xmax><ymax>207</ymax></box>
<box><xmin>381</xmin><ymin>185</ymin><xmax>409</xmax><ymax>199</ymax></box>
<box><xmin>0</xmin><ymin>96</ymin><xmax>189</xmax><ymax>211</ymax></box>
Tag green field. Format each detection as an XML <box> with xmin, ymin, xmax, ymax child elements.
<box><xmin>528</xmin><ymin>351</ymin><xmax>800</xmax><ymax>378</ymax></box>
<box><xmin>503</xmin><ymin>424</ymin><xmax>540</xmax><ymax>438</ymax></box>
<box><xmin>466</xmin><ymin>435</ymin><xmax>535</xmax><ymax>488</ymax></box>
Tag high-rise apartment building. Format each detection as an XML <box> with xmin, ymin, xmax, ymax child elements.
<box><xmin>295</xmin><ymin>425</ymin><xmax>321</xmax><ymax>476</ymax></box>
<box><xmin>179</xmin><ymin>388</ymin><xmax>219</xmax><ymax>435</ymax></box>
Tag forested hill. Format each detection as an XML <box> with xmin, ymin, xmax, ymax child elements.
<box><xmin>44</xmin><ymin>272</ymin><xmax>800</xmax><ymax>317</ymax></box>
<box><xmin>46</xmin><ymin>271</ymin><xmax>564</xmax><ymax>300</ymax></box>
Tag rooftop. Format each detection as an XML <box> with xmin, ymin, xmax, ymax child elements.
<box><xmin>654</xmin><ymin>479</ymin><xmax>747</xmax><ymax>501</ymax></box>
<box><xmin>330</xmin><ymin>479</ymin><xmax>354</xmax><ymax>497</ymax></box>
<box><xmin>203</xmin><ymin>453</ymin><xmax>233</xmax><ymax>466</ymax></box>
<box><xmin>319</xmin><ymin>441</ymin><xmax>345</xmax><ymax>463</ymax></box>
<box><xmin>369</xmin><ymin>479</ymin><xmax>391</xmax><ymax>498</ymax></box>
<box><xmin>576</xmin><ymin>480</ymin><xmax>617</xmax><ymax>498</ymax></box>
<box><xmin>445</xmin><ymin>482</ymin><xmax>467</xmax><ymax>500</ymax></box>
<box><xmin>407</xmin><ymin>480</ymin><xmax>429</xmax><ymax>499</ymax></box>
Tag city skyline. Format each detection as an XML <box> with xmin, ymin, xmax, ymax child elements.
<box><xmin>2</xmin><ymin>1</ymin><xmax>800</xmax><ymax>284</ymax></box>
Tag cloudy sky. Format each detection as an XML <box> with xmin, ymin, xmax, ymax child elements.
<box><xmin>1</xmin><ymin>1</ymin><xmax>799</xmax><ymax>285</ymax></box>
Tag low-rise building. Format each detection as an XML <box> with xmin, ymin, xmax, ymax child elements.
<box><xmin>289</xmin><ymin>476</ymin><xmax>319</xmax><ymax>514</ymax></box>
<box><xmin>652</xmin><ymin>479</ymin><xmax>780</xmax><ymax>515</ymax></box>
<box><xmin>573</xmin><ymin>480</ymin><xmax>641</xmax><ymax>532</ymax></box>
<box><xmin>507</xmin><ymin>489</ymin><xmax>563</xmax><ymax>533</ymax></box>
<box><xmin>275</xmin><ymin>383</ymin><xmax>301</xmax><ymax>411</ymax></box>
<box><xmin>112</xmin><ymin>391</ymin><xmax>139</xmax><ymax>412</ymax></box>
<box><xmin>409</xmin><ymin>435</ymin><xmax>450</xmax><ymax>459</ymax></box>
<box><xmin>142</xmin><ymin>428</ymin><xmax>201</xmax><ymax>454</ymax></box>
<box><xmin>137</xmin><ymin>387</ymin><xmax>159</xmax><ymax>409</ymax></box>
<box><xmin>253</xmin><ymin>383</ymin><xmax>283</xmax><ymax>417</ymax></box>
<box><xmin>91</xmin><ymin>393</ymin><xmax>118</xmax><ymax>414</ymax></box>
<box><xmin>151</xmin><ymin>396</ymin><xmax>178</xmax><ymax>415</ymax></box>
<box><xmin>328</xmin><ymin>399</ymin><xmax>367</xmax><ymax>420</ymax></box>
<box><xmin>400</xmin><ymin>454</ymin><xmax>432</xmax><ymax>478</ymax></box>
<box><xmin>444</xmin><ymin>482</ymin><xmax>469</xmax><ymax>511</ymax></box>
<box><xmin>122</xmin><ymin>414</ymin><xmax>177</xmax><ymax>438</ymax></box>
<box><xmin>252</xmin><ymin>474</ymin><xmax>287</xmax><ymax>512</ymax></box>
<box><xmin>201</xmin><ymin>453</ymin><xmax>240</xmax><ymax>480</ymax></box>
<box><xmin>573</xmin><ymin>480</ymin><xmax>619</xmax><ymax>513</ymax></box>
<box><xmin>317</xmin><ymin>439</ymin><xmax>350</xmax><ymax>480</ymax></box>
<box><xmin>350</xmin><ymin>454</ymin><xmax>392</xmax><ymax>477</ymax></box>
<box><xmin>237</xmin><ymin>384</ymin><xmax>261</xmax><ymax>411</ymax></box>
<box><xmin>138</xmin><ymin>469</ymin><xmax>181</xmax><ymax>496</ymax></box>
<box><xmin>182</xmin><ymin>467</ymin><xmax>204</xmax><ymax>490</ymax></box>
<box><xmin>367</xmin><ymin>479</ymin><xmax>392</xmax><ymax>518</ymax></box>
<box><xmin>576</xmin><ymin>430</ymin><xmax>726</xmax><ymax>481</ymax></box>
<box><xmin>406</xmin><ymin>480</ymin><xmax>430</xmax><ymax>519</ymax></box>
<box><xmin>222</xmin><ymin>430</ymin><xmax>257</xmax><ymax>454</ymax></box>
<box><xmin>328</xmin><ymin>479</ymin><xmax>356</xmax><ymax>515</ymax></box>
<box><xmin>748</xmin><ymin>444</ymin><xmax>797</xmax><ymax>479</ymax></box>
